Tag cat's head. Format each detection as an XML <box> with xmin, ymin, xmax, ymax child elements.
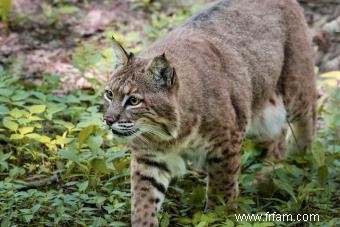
<box><xmin>103</xmin><ymin>38</ymin><xmax>179</xmax><ymax>142</ymax></box>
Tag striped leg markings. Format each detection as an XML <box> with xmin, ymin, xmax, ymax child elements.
<box><xmin>136</xmin><ymin>156</ymin><xmax>171</xmax><ymax>174</ymax></box>
<box><xmin>131</xmin><ymin>153</ymin><xmax>172</xmax><ymax>227</ymax></box>
<box><xmin>139</xmin><ymin>174</ymin><xmax>166</xmax><ymax>194</ymax></box>
<box><xmin>205</xmin><ymin>132</ymin><xmax>243</xmax><ymax>210</ymax></box>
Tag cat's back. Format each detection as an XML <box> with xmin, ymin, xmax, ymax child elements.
<box><xmin>139</xmin><ymin>0</ymin><xmax>310</xmax><ymax>117</ymax></box>
<box><xmin>140</xmin><ymin>0</ymin><xmax>301</xmax><ymax>73</ymax></box>
<box><xmin>178</xmin><ymin>0</ymin><xmax>301</xmax><ymax>37</ymax></box>
<box><xmin>143</xmin><ymin>0</ymin><xmax>297</xmax><ymax>47</ymax></box>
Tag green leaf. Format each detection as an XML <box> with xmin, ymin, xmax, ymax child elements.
<box><xmin>0</xmin><ymin>0</ymin><xmax>12</xmax><ymax>21</ymax></box>
<box><xmin>223</xmin><ymin>219</ymin><xmax>234</xmax><ymax>227</ymax></box>
<box><xmin>89</xmin><ymin>53</ymin><xmax>102</xmax><ymax>65</ymax></box>
<box><xmin>10</xmin><ymin>134</ymin><xmax>24</xmax><ymax>140</ymax></box>
<box><xmin>24</xmin><ymin>133</ymin><xmax>51</xmax><ymax>144</ymax></box>
<box><xmin>31</xmin><ymin>204</ymin><xmax>41</xmax><ymax>213</ymax></box>
<box><xmin>9</xmin><ymin>108</ymin><xmax>23</xmax><ymax>118</ymax></box>
<box><xmin>59</xmin><ymin>149</ymin><xmax>80</xmax><ymax>163</ymax></box>
<box><xmin>28</xmin><ymin>115</ymin><xmax>43</xmax><ymax>121</ymax></box>
<box><xmin>37</xmin><ymin>135</ymin><xmax>51</xmax><ymax>144</ymax></box>
<box><xmin>58</xmin><ymin>5</ymin><xmax>79</xmax><ymax>14</ymax></box>
<box><xmin>0</xmin><ymin>152</ymin><xmax>11</xmax><ymax>162</ymax></box>
<box><xmin>25</xmin><ymin>133</ymin><xmax>41</xmax><ymax>139</ymax></box>
<box><xmin>47</xmin><ymin>103</ymin><xmax>66</xmax><ymax>115</ymax></box>
<box><xmin>273</xmin><ymin>179</ymin><xmax>297</xmax><ymax>202</ymax></box>
<box><xmin>66</xmin><ymin>95</ymin><xmax>80</xmax><ymax>103</ymax></box>
<box><xmin>23</xmin><ymin>214</ymin><xmax>33</xmax><ymax>222</ymax></box>
<box><xmin>31</xmin><ymin>91</ymin><xmax>46</xmax><ymax>100</ymax></box>
<box><xmin>0</xmin><ymin>88</ymin><xmax>14</xmax><ymax>97</ymax></box>
<box><xmin>312</xmin><ymin>141</ymin><xmax>325</xmax><ymax>167</ymax></box>
<box><xmin>77</xmin><ymin>180</ymin><xmax>89</xmax><ymax>192</ymax></box>
<box><xmin>91</xmin><ymin>158</ymin><xmax>109</xmax><ymax>174</ymax></box>
<box><xmin>78</xmin><ymin>125</ymin><xmax>94</xmax><ymax>146</ymax></box>
<box><xmin>0</xmin><ymin>105</ymin><xmax>9</xmax><ymax>115</ymax></box>
<box><xmin>3</xmin><ymin>117</ymin><xmax>18</xmax><ymax>131</ymax></box>
<box><xmin>160</xmin><ymin>213</ymin><xmax>170</xmax><ymax>227</ymax></box>
<box><xmin>11</xmin><ymin>92</ymin><xmax>30</xmax><ymax>101</ymax></box>
<box><xmin>0</xmin><ymin>215</ymin><xmax>11</xmax><ymax>227</ymax></box>
<box><xmin>176</xmin><ymin>217</ymin><xmax>192</xmax><ymax>225</ymax></box>
<box><xmin>19</xmin><ymin>127</ymin><xmax>34</xmax><ymax>135</ymax></box>
<box><xmin>237</xmin><ymin>222</ymin><xmax>253</xmax><ymax>227</ymax></box>
<box><xmin>28</xmin><ymin>105</ymin><xmax>46</xmax><ymax>114</ymax></box>
<box><xmin>87</xmin><ymin>136</ymin><xmax>103</xmax><ymax>152</ymax></box>
<box><xmin>196</xmin><ymin>222</ymin><xmax>207</xmax><ymax>227</ymax></box>
<box><xmin>317</xmin><ymin>165</ymin><xmax>328</xmax><ymax>186</ymax></box>
<box><xmin>54</xmin><ymin>120</ymin><xmax>75</xmax><ymax>131</ymax></box>
<box><xmin>55</xmin><ymin>135</ymin><xmax>74</xmax><ymax>146</ymax></box>
<box><xmin>254</xmin><ymin>223</ymin><xmax>275</xmax><ymax>227</ymax></box>
<box><xmin>95</xmin><ymin>196</ymin><xmax>106</xmax><ymax>206</ymax></box>
<box><xmin>189</xmin><ymin>186</ymin><xmax>205</xmax><ymax>205</ymax></box>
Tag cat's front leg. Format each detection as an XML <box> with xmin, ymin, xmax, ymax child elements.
<box><xmin>205</xmin><ymin>130</ymin><xmax>243</xmax><ymax>209</ymax></box>
<box><xmin>130</xmin><ymin>152</ymin><xmax>172</xmax><ymax>227</ymax></box>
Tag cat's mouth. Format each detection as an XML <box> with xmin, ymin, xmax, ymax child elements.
<box><xmin>111</xmin><ymin>128</ymin><xmax>139</xmax><ymax>137</ymax></box>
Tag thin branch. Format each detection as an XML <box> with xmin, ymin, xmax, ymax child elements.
<box><xmin>17</xmin><ymin>174</ymin><xmax>59</xmax><ymax>191</ymax></box>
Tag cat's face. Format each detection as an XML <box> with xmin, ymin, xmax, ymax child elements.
<box><xmin>103</xmin><ymin>53</ymin><xmax>179</xmax><ymax>142</ymax></box>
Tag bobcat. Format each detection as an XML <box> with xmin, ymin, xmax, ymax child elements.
<box><xmin>103</xmin><ymin>0</ymin><xmax>317</xmax><ymax>226</ymax></box>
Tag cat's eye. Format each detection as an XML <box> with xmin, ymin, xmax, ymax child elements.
<box><xmin>105</xmin><ymin>90</ymin><xmax>113</xmax><ymax>100</ymax></box>
<box><xmin>127</xmin><ymin>96</ymin><xmax>141</xmax><ymax>106</ymax></box>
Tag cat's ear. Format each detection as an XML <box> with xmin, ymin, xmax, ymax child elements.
<box><xmin>148</xmin><ymin>53</ymin><xmax>176</xmax><ymax>88</ymax></box>
<box><xmin>112</xmin><ymin>36</ymin><xmax>133</xmax><ymax>69</ymax></box>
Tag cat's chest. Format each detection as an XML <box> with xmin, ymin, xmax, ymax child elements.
<box><xmin>177</xmin><ymin>135</ymin><xmax>212</xmax><ymax>171</ymax></box>
<box><xmin>157</xmin><ymin>124</ymin><xmax>213</xmax><ymax>176</ymax></box>
<box><xmin>154</xmin><ymin>139</ymin><xmax>210</xmax><ymax>178</ymax></box>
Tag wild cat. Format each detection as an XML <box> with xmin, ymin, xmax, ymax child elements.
<box><xmin>102</xmin><ymin>0</ymin><xmax>317</xmax><ymax>226</ymax></box>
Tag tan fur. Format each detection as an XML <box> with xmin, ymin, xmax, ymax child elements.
<box><xmin>103</xmin><ymin>0</ymin><xmax>317</xmax><ymax>226</ymax></box>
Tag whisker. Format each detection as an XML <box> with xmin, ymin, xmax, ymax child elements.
<box><xmin>138</xmin><ymin>123</ymin><xmax>172</xmax><ymax>140</ymax></box>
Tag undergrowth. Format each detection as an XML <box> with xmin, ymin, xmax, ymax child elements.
<box><xmin>0</xmin><ymin>54</ymin><xmax>339</xmax><ymax>227</ymax></box>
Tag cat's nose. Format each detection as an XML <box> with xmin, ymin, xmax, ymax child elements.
<box><xmin>104</xmin><ymin>116</ymin><xmax>115</xmax><ymax>126</ymax></box>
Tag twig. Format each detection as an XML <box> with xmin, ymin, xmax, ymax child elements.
<box><xmin>17</xmin><ymin>174</ymin><xmax>59</xmax><ymax>191</ymax></box>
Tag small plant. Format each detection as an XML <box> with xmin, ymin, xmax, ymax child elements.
<box><xmin>0</xmin><ymin>0</ymin><xmax>12</xmax><ymax>32</ymax></box>
<box><xmin>0</xmin><ymin>66</ymin><xmax>131</xmax><ymax>226</ymax></box>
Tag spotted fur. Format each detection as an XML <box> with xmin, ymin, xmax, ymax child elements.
<box><xmin>103</xmin><ymin>0</ymin><xmax>317</xmax><ymax>226</ymax></box>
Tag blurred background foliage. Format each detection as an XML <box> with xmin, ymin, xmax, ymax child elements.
<box><xmin>0</xmin><ymin>0</ymin><xmax>339</xmax><ymax>226</ymax></box>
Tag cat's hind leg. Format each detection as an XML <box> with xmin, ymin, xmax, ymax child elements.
<box><xmin>279</xmin><ymin>0</ymin><xmax>317</xmax><ymax>153</ymax></box>
<box><xmin>247</xmin><ymin>95</ymin><xmax>289</xmax><ymax>161</ymax></box>
<box><xmin>246</xmin><ymin>95</ymin><xmax>290</xmax><ymax>186</ymax></box>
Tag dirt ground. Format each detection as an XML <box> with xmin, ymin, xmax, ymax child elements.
<box><xmin>300</xmin><ymin>0</ymin><xmax>340</xmax><ymax>73</ymax></box>
<box><xmin>0</xmin><ymin>0</ymin><xmax>339</xmax><ymax>91</ymax></box>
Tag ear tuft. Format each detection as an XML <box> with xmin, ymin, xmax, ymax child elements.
<box><xmin>112</xmin><ymin>36</ymin><xmax>132</xmax><ymax>69</ymax></box>
<box><xmin>148</xmin><ymin>53</ymin><xmax>176</xmax><ymax>88</ymax></box>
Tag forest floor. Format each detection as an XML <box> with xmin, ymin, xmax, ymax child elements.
<box><xmin>0</xmin><ymin>0</ymin><xmax>339</xmax><ymax>90</ymax></box>
<box><xmin>0</xmin><ymin>0</ymin><xmax>339</xmax><ymax>226</ymax></box>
